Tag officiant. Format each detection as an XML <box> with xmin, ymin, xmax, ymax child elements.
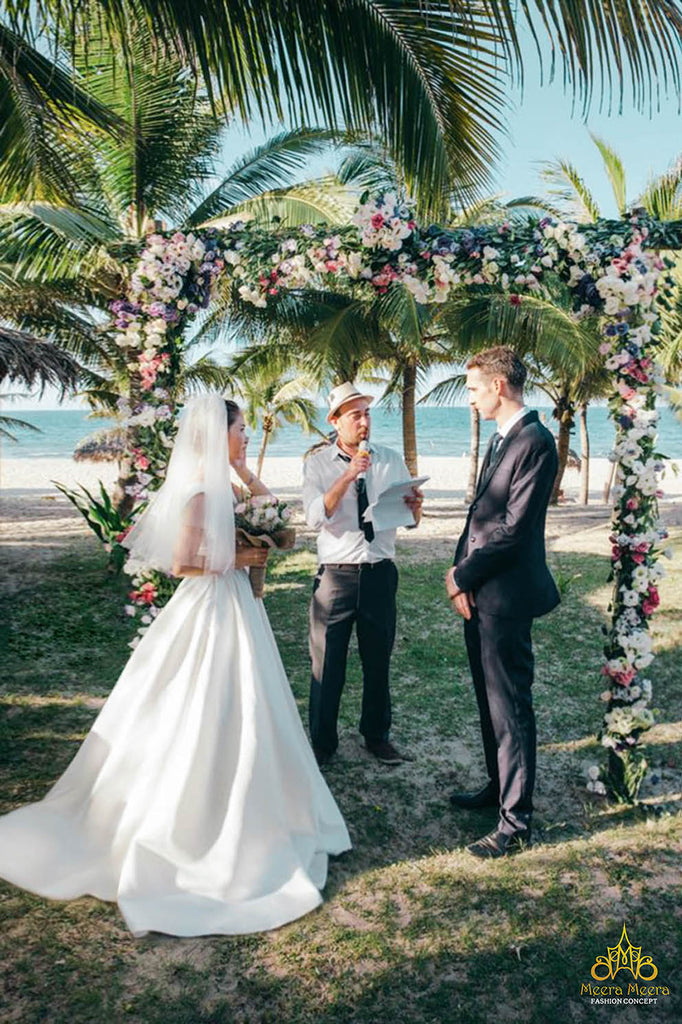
<box><xmin>302</xmin><ymin>382</ymin><xmax>423</xmax><ymax>768</ymax></box>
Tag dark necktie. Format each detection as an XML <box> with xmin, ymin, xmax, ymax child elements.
<box><xmin>338</xmin><ymin>451</ymin><xmax>375</xmax><ymax>542</ymax></box>
<box><xmin>489</xmin><ymin>431</ymin><xmax>502</xmax><ymax>463</ymax></box>
<box><xmin>480</xmin><ymin>431</ymin><xmax>502</xmax><ymax>487</ymax></box>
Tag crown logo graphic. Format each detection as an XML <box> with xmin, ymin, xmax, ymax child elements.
<box><xmin>591</xmin><ymin>924</ymin><xmax>658</xmax><ymax>981</ymax></box>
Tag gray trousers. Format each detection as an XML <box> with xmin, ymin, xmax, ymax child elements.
<box><xmin>308</xmin><ymin>561</ymin><xmax>398</xmax><ymax>754</ymax></box>
<box><xmin>464</xmin><ymin>610</ymin><xmax>536</xmax><ymax>836</ymax></box>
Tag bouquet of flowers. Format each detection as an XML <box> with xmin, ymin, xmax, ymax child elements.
<box><xmin>234</xmin><ymin>495</ymin><xmax>295</xmax><ymax>597</ymax></box>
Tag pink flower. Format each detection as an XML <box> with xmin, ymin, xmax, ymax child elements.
<box><xmin>599</xmin><ymin>342</ymin><xmax>612</xmax><ymax>355</ymax></box>
<box><xmin>626</xmin><ymin>498</ymin><xmax>639</xmax><ymax>511</ymax></box>
<box><xmin>371</xmin><ymin>213</ymin><xmax>385</xmax><ymax>229</ymax></box>
<box><xmin>509</xmin><ymin>294</ymin><xmax>522</xmax><ymax>306</ymax></box>
<box><xmin>642</xmin><ymin>600</ymin><xmax>656</xmax><ymax>616</ymax></box>
<box><xmin>632</xmin><ymin>552</ymin><xmax>645</xmax><ymax>564</ymax></box>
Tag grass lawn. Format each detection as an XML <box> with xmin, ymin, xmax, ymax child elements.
<box><xmin>1</xmin><ymin>523</ymin><xmax>680</xmax><ymax>1024</ymax></box>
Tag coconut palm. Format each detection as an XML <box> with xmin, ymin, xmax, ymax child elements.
<box><xmin>231</xmin><ymin>365</ymin><xmax>321</xmax><ymax>477</ymax></box>
<box><xmin>0</xmin><ymin>21</ymin><xmax>125</xmax><ymax>202</ymax></box>
<box><xmin>0</xmin><ymin>324</ymin><xmax>82</xmax><ymax>439</ymax></box>
<box><xmin>6</xmin><ymin>2</ymin><xmax>682</xmax><ymax>217</ymax></box>
<box><xmin>0</xmin><ymin>22</ymin><xmax>362</xmax><ymax>508</ymax></box>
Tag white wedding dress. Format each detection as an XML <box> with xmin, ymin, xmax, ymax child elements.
<box><xmin>0</xmin><ymin>568</ymin><xmax>351</xmax><ymax>937</ymax></box>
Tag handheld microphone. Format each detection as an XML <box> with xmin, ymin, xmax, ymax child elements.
<box><xmin>357</xmin><ymin>439</ymin><xmax>370</xmax><ymax>481</ymax></box>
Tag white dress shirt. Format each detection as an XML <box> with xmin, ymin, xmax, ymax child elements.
<box><xmin>302</xmin><ymin>442</ymin><xmax>413</xmax><ymax>564</ymax></box>
<box><xmin>497</xmin><ymin>406</ymin><xmax>529</xmax><ymax>438</ymax></box>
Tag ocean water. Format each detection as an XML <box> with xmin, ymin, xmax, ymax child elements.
<box><xmin>2</xmin><ymin>405</ymin><xmax>681</xmax><ymax>460</ymax></box>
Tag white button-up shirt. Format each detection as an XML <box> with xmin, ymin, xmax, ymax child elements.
<box><xmin>302</xmin><ymin>441</ymin><xmax>412</xmax><ymax>564</ymax></box>
<box><xmin>498</xmin><ymin>405</ymin><xmax>529</xmax><ymax>438</ymax></box>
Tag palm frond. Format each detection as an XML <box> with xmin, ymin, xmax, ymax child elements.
<box><xmin>638</xmin><ymin>157</ymin><xmax>682</xmax><ymax>221</ymax></box>
<box><xmin>590</xmin><ymin>133</ymin><xmax>628</xmax><ymax>216</ymax></box>
<box><xmin>0</xmin><ymin>325</ymin><xmax>81</xmax><ymax>393</ymax></box>
<box><xmin>539</xmin><ymin>158</ymin><xmax>601</xmax><ymax>222</ymax></box>
<box><xmin>219</xmin><ymin>178</ymin><xmax>357</xmax><ymax>228</ymax></box>
<box><xmin>419</xmin><ymin>372</ymin><xmax>467</xmax><ymax>406</ymax></box>
<box><xmin>0</xmin><ymin>21</ymin><xmax>124</xmax><ymax>201</ymax></box>
<box><xmin>185</xmin><ymin>128</ymin><xmax>340</xmax><ymax>228</ymax></box>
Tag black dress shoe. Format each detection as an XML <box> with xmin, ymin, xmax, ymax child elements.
<box><xmin>365</xmin><ymin>739</ymin><xmax>406</xmax><ymax>765</ymax></box>
<box><xmin>313</xmin><ymin>746</ymin><xmax>333</xmax><ymax>767</ymax></box>
<box><xmin>449</xmin><ymin>783</ymin><xmax>499</xmax><ymax>810</ymax></box>
<box><xmin>466</xmin><ymin>827</ymin><xmax>532</xmax><ymax>859</ymax></box>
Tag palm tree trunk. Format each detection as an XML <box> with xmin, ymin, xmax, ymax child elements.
<box><xmin>579</xmin><ymin>402</ymin><xmax>590</xmax><ymax>505</ymax></box>
<box><xmin>603</xmin><ymin>460</ymin><xmax>616</xmax><ymax>504</ymax></box>
<box><xmin>256</xmin><ymin>423</ymin><xmax>272</xmax><ymax>479</ymax></box>
<box><xmin>466</xmin><ymin>405</ymin><xmax>480</xmax><ymax>503</ymax></box>
<box><xmin>550</xmin><ymin>390</ymin><xmax>574</xmax><ymax>505</ymax></box>
<box><xmin>402</xmin><ymin>362</ymin><xmax>418</xmax><ymax>476</ymax></box>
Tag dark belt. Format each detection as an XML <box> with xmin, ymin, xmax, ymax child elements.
<box><xmin>322</xmin><ymin>559</ymin><xmax>392</xmax><ymax>571</ymax></box>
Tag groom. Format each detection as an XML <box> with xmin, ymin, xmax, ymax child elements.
<box><xmin>445</xmin><ymin>346</ymin><xmax>560</xmax><ymax>858</ymax></box>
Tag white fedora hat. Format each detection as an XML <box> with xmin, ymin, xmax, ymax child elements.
<box><xmin>326</xmin><ymin>381</ymin><xmax>373</xmax><ymax>421</ymax></box>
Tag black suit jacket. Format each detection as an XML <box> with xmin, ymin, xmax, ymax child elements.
<box><xmin>453</xmin><ymin>411</ymin><xmax>560</xmax><ymax>619</ymax></box>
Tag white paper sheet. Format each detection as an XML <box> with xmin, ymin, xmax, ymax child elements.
<box><xmin>363</xmin><ymin>476</ymin><xmax>430</xmax><ymax>532</ymax></box>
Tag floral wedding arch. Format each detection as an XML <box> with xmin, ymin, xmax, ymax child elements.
<box><xmin>108</xmin><ymin>194</ymin><xmax>680</xmax><ymax>802</ymax></box>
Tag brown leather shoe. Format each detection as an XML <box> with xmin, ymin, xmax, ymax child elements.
<box><xmin>466</xmin><ymin>828</ymin><xmax>532</xmax><ymax>858</ymax></box>
<box><xmin>365</xmin><ymin>739</ymin><xmax>405</xmax><ymax>765</ymax></box>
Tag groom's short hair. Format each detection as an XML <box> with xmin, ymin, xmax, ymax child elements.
<box><xmin>467</xmin><ymin>346</ymin><xmax>527</xmax><ymax>391</ymax></box>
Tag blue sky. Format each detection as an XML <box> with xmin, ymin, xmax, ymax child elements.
<box><xmin>5</xmin><ymin>37</ymin><xmax>681</xmax><ymax>410</ymax></box>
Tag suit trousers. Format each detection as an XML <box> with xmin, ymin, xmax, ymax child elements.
<box><xmin>309</xmin><ymin>561</ymin><xmax>398</xmax><ymax>755</ymax></box>
<box><xmin>463</xmin><ymin>609</ymin><xmax>536</xmax><ymax>835</ymax></box>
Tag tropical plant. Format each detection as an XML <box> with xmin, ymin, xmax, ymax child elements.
<box><xmin>53</xmin><ymin>480</ymin><xmax>138</xmax><ymax>573</ymax></box>
<box><xmin>0</xmin><ymin>20</ymin><xmax>357</xmax><ymax>511</ymax></box>
<box><xmin>232</xmin><ymin>364</ymin><xmax>321</xmax><ymax>477</ymax></box>
<box><xmin>0</xmin><ymin>21</ymin><xmax>124</xmax><ymax>201</ymax></box>
<box><xmin>6</xmin><ymin>2</ymin><xmax>682</xmax><ymax>216</ymax></box>
<box><xmin>0</xmin><ymin>324</ymin><xmax>83</xmax><ymax>439</ymax></box>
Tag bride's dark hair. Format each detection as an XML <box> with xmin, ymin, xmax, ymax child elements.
<box><xmin>224</xmin><ymin>399</ymin><xmax>240</xmax><ymax>428</ymax></box>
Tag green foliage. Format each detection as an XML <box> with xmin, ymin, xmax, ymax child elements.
<box><xmin>52</xmin><ymin>480</ymin><xmax>138</xmax><ymax>573</ymax></box>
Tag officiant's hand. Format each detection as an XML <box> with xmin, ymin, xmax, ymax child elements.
<box><xmin>404</xmin><ymin>486</ymin><xmax>423</xmax><ymax>524</ymax></box>
<box><xmin>344</xmin><ymin>448</ymin><xmax>371</xmax><ymax>481</ymax></box>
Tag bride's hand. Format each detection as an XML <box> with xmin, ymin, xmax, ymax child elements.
<box><xmin>235</xmin><ymin>546</ymin><xmax>269</xmax><ymax>569</ymax></box>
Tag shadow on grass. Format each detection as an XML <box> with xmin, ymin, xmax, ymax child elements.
<box><xmin>2</xmin><ymin>827</ymin><xmax>680</xmax><ymax>1024</ymax></box>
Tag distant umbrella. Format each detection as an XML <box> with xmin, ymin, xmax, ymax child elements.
<box><xmin>74</xmin><ymin>427</ymin><xmax>126</xmax><ymax>463</ymax></box>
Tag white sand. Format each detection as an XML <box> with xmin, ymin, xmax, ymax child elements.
<box><xmin>2</xmin><ymin>454</ymin><xmax>681</xmax><ymax>502</ymax></box>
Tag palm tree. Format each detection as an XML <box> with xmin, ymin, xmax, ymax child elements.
<box><xmin>5</xmin><ymin>2</ymin><xmax>682</xmax><ymax>217</ymax></box>
<box><xmin>233</xmin><ymin>365</ymin><xmax>321</xmax><ymax>477</ymax></box>
<box><xmin>0</xmin><ymin>324</ymin><xmax>82</xmax><ymax>439</ymax></box>
<box><xmin>0</xmin><ymin>23</ymin><xmax>359</xmax><ymax>510</ymax></box>
<box><xmin>0</xmin><ymin>21</ymin><xmax>125</xmax><ymax>202</ymax></box>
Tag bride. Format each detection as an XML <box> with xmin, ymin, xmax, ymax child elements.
<box><xmin>0</xmin><ymin>393</ymin><xmax>351</xmax><ymax>936</ymax></box>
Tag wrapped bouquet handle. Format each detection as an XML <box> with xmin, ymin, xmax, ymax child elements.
<box><xmin>234</xmin><ymin>494</ymin><xmax>296</xmax><ymax>598</ymax></box>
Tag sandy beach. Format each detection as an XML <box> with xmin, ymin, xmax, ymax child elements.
<box><xmin>3</xmin><ymin>454</ymin><xmax>682</xmax><ymax>502</ymax></box>
<box><xmin>2</xmin><ymin>454</ymin><xmax>681</xmax><ymax>566</ymax></box>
